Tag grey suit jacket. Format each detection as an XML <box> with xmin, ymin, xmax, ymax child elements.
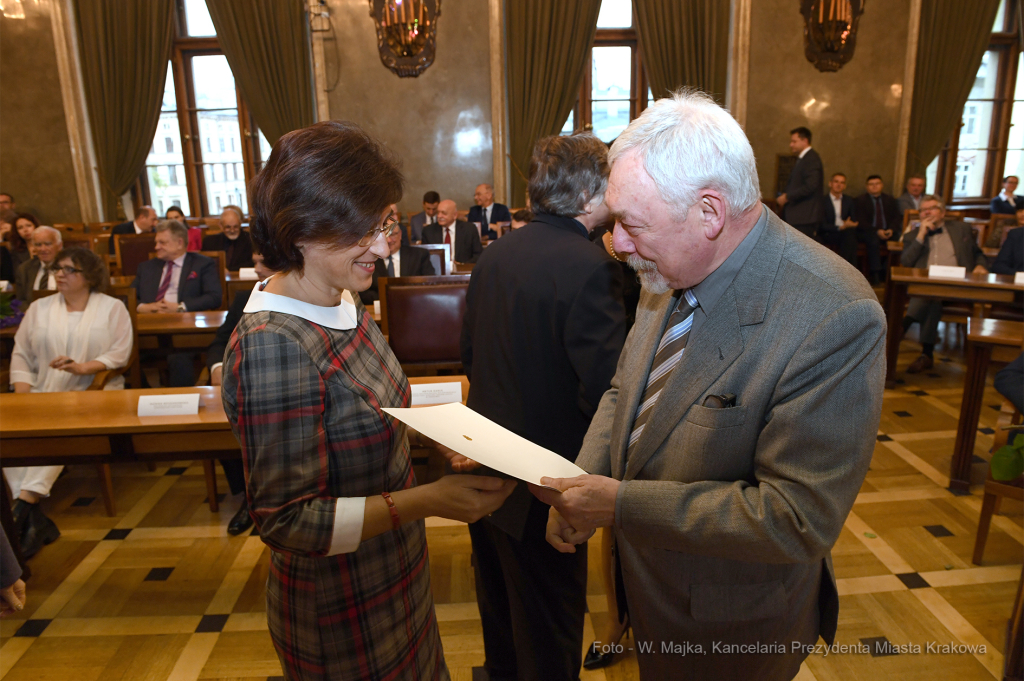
<box><xmin>576</xmin><ymin>211</ymin><xmax>886</xmax><ymax>679</ymax></box>
<box><xmin>14</xmin><ymin>257</ymin><xmax>45</xmax><ymax>304</ymax></box>
<box><xmin>900</xmin><ymin>220</ymin><xmax>987</xmax><ymax>271</ymax></box>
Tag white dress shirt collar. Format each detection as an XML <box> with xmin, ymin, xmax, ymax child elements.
<box><xmin>999</xmin><ymin>190</ymin><xmax>1017</xmax><ymax>206</ymax></box>
<box><xmin>243</xmin><ymin>277</ymin><xmax>359</xmax><ymax>330</ymax></box>
<box><xmin>798</xmin><ymin>146</ymin><xmax>812</xmax><ymax>159</ymax></box>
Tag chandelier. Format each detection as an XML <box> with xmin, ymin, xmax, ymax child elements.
<box><xmin>800</xmin><ymin>0</ymin><xmax>865</xmax><ymax>73</ymax></box>
<box><xmin>368</xmin><ymin>0</ymin><xmax>441</xmax><ymax>78</ymax></box>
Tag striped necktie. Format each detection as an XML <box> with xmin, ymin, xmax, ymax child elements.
<box><xmin>627</xmin><ymin>289</ymin><xmax>699</xmax><ymax>457</ymax></box>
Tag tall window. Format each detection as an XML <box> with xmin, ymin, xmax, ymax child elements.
<box><xmin>927</xmin><ymin>0</ymin><xmax>1020</xmax><ymax>203</ymax></box>
<box><xmin>561</xmin><ymin>0</ymin><xmax>649</xmax><ymax>143</ymax></box>
<box><xmin>141</xmin><ymin>0</ymin><xmax>271</xmax><ymax>217</ymax></box>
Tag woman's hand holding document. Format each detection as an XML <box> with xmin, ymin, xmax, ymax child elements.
<box><xmin>381</xmin><ymin>403</ymin><xmax>587</xmax><ymax>488</ymax></box>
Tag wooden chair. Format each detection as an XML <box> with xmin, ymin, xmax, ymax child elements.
<box><xmin>984</xmin><ymin>215</ymin><xmax>1018</xmax><ymax>250</ymax></box>
<box><xmin>86</xmin><ymin>222</ymin><xmax>119</xmax><ymax>233</ymax></box>
<box><xmin>53</xmin><ymin>222</ymin><xmax>85</xmax><ymax>233</ymax></box>
<box><xmin>87</xmin><ymin>286</ymin><xmax>141</xmax><ymax>516</ymax></box>
<box><xmin>452</xmin><ymin>262</ymin><xmax>475</xmax><ymax>273</ymax></box>
<box><xmin>972</xmin><ymin>384</ymin><xmax>1024</xmax><ymax>565</ymax></box>
<box><xmin>198</xmin><ymin>251</ymin><xmax>228</xmax><ymax>309</ymax></box>
<box><xmin>412</xmin><ymin>244</ymin><xmax>450</xmax><ymax>275</ymax></box>
<box><xmin>379</xmin><ymin>274</ymin><xmax>471</xmax><ymax>374</ymax></box>
<box><xmin>114</xmin><ymin>233</ymin><xmax>157</xmax><ymax>277</ymax></box>
<box><xmin>457</xmin><ymin>209</ymin><xmax>470</xmax><ymax>221</ymax></box>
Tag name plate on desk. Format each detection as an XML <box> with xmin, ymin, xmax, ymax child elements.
<box><xmin>1016</xmin><ymin>272</ymin><xmax>1024</xmax><ymax>285</ymax></box>
<box><xmin>237</xmin><ymin>268</ymin><xmax>258</xmax><ymax>279</ymax></box>
<box><xmin>928</xmin><ymin>265</ymin><xmax>966</xmax><ymax>279</ymax></box>
<box><xmin>138</xmin><ymin>394</ymin><xmax>201</xmax><ymax>416</ymax></box>
<box><xmin>410</xmin><ymin>382</ymin><xmax>462</xmax><ymax>406</ymax></box>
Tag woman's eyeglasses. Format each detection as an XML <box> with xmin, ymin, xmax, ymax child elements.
<box><xmin>54</xmin><ymin>266</ymin><xmax>83</xmax><ymax>275</ymax></box>
<box><xmin>358</xmin><ymin>213</ymin><xmax>401</xmax><ymax>247</ymax></box>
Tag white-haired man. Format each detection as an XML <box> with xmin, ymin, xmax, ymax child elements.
<box><xmin>531</xmin><ymin>90</ymin><xmax>886</xmax><ymax>679</ymax></box>
<box><xmin>14</xmin><ymin>226</ymin><xmax>62</xmax><ymax>303</ymax></box>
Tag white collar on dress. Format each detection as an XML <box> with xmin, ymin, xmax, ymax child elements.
<box><xmin>243</xmin><ymin>277</ymin><xmax>358</xmax><ymax>330</ymax></box>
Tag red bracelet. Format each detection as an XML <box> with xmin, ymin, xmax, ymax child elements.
<box><xmin>381</xmin><ymin>492</ymin><xmax>400</xmax><ymax>530</ymax></box>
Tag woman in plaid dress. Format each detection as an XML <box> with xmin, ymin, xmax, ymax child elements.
<box><xmin>222</xmin><ymin>122</ymin><xmax>516</xmax><ymax>681</ymax></box>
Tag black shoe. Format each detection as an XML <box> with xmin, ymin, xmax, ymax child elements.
<box><xmin>583</xmin><ymin>642</ymin><xmax>617</xmax><ymax>670</ymax></box>
<box><xmin>227</xmin><ymin>500</ymin><xmax>253</xmax><ymax>536</ymax></box>
<box><xmin>11</xmin><ymin>499</ymin><xmax>31</xmax><ymax>535</ymax></box>
<box><xmin>20</xmin><ymin>504</ymin><xmax>59</xmax><ymax>559</ymax></box>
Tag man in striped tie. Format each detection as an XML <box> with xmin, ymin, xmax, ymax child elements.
<box><xmin>532</xmin><ymin>90</ymin><xmax>886</xmax><ymax>680</ymax></box>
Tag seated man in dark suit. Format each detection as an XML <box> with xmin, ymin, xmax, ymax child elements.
<box><xmin>201</xmin><ymin>205</ymin><xmax>254</xmax><ymax>271</ymax></box>
<box><xmin>775</xmin><ymin>126</ymin><xmax>823</xmax><ymax>238</ymax></box>
<box><xmin>853</xmin><ymin>175</ymin><xmax>901</xmax><ymax>285</ymax></box>
<box><xmin>991</xmin><ymin>175</ymin><xmax>1024</xmax><ymax>215</ymax></box>
<box><xmin>818</xmin><ymin>172</ymin><xmax>858</xmax><ymax>262</ymax></box>
<box><xmin>900</xmin><ymin>195</ymin><xmax>988</xmax><ymax>374</ymax></box>
<box><xmin>133</xmin><ymin>219</ymin><xmax>222</xmax><ymax>386</ymax></box>
<box><xmin>207</xmin><ymin>249</ymin><xmax>274</xmax><ymax>536</ymax></box>
<box><xmin>406</xmin><ymin>190</ymin><xmax>440</xmax><ymax>245</ymax></box>
<box><xmin>109</xmin><ymin>205</ymin><xmax>158</xmax><ymax>250</ymax></box>
<box><xmin>14</xmin><ymin>226</ymin><xmax>61</xmax><ymax>304</ymax></box>
<box><xmin>467</xmin><ymin>183</ymin><xmax>512</xmax><ymax>240</ymax></box>
<box><xmin>422</xmin><ymin>199</ymin><xmax>483</xmax><ymax>264</ymax></box>
<box><xmin>990</xmin><ymin>225</ymin><xmax>1024</xmax><ymax>274</ymax></box>
<box><xmin>359</xmin><ymin>204</ymin><xmax>435</xmax><ymax>305</ymax></box>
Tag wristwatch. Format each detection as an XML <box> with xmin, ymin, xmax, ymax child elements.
<box><xmin>177</xmin><ymin>302</ymin><xmax>186</xmax><ymax>312</ymax></box>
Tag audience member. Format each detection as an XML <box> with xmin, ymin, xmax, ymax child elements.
<box><xmin>533</xmin><ymin>90</ymin><xmax>885</xmax><ymax>680</ymax></box>
<box><xmin>206</xmin><ymin>249</ymin><xmax>275</xmax><ymax>536</ymax></box>
<box><xmin>467</xmin><ymin>183</ymin><xmax>512</xmax><ymax>240</ymax></box>
<box><xmin>0</xmin><ymin>209</ymin><xmax>16</xmax><ymax>240</ymax></box>
<box><xmin>898</xmin><ymin>174</ymin><xmax>926</xmax><ymax>215</ymax></box>
<box><xmin>0</xmin><ymin>527</ymin><xmax>25</xmax><ymax>617</ymax></box>
<box><xmin>133</xmin><ymin>219</ymin><xmax>221</xmax><ymax>386</ymax></box>
<box><xmin>776</xmin><ymin>126</ymin><xmax>823</xmax><ymax>238</ymax></box>
<box><xmin>818</xmin><ymin>172</ymin><xmax>858</xmax><ymax>262</ymax></box>
<box><xmin>358</xmin><ymin>204</ymin><xmax>435</xmax><ymax>305</ymax></box>
<box><xmin>14</xmin><ymin>226</ymin><xmax>62</xmax><ymax>303</ymax></box>
<box><xmin>990</xmin><ymin>224</ymin><xmax>1023</xmax><ymax>274</ymax></box>
<box><xmin>9</xmin><ymin>247</ymin><xmax>132</xmax><ymax>557</ymax></box>
<box><xmin>202</xmin><ymin>205</ymin><xmax>254</xmax><ymax>270</ymax></box>
<box><xmin>165</xmin><ymin>206</ymin><xmax>202</xmax><ymax>251</ymax></box>
<box><xmin>511</xmin><ymin>208</ymin><xmax>534</xmax><ymax>229</ymax></box>
<box><xmin>991</xmin><ymin>175</ymin><xmax>1024</xmax><ymax>215</ymax></box>
<box><xmin>853</xmin><ymin>175</ymin><xmax>900</xmax><ymax>284</ymax></box>
<box><xmin>459</xmin><ymin>133</ymin><xmax>626</xmax><ymax>681</ymax></box>
<box><xmin>994</xmin><ymin>353</ymin><xmax>1024</xmax><ymax>414</ymax></box>
<box><xmin>0</xmin><ymin>192</ymin><xmax>14</xmax><ymax>212</ymax></box>
<box><xmin>109</xmin><ymin>205</ymin><xmax>158</xmax><ymax>250</ymax></box>
<box><xmin>1</xmin><ymin>245</ymin><xmax>12</xmax><ymax>282</ymax></box>
<box><xmin>900</xmin><ymin>195</ymin><xmax>988</xmax><ymax>373</ymax></box>
<box><xmin>7</xmin><ymin>213</ymin><xmax>38</xmax><ymax>272</ymax></box>
<box><xmin>422</xmin><ymin>199</ymin><xmax>483</xmax><ymax>264</ymax></box>
<box><xmin>407</xmin><ymin>190</ymin><xmax>440</xmax><ymax>244</ymax></box>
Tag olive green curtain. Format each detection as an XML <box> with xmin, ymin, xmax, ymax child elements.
<box><xmin>905</xmin><ymin>0</ymin><xmax>1001</xmax><ymax>177</ymax></box>
<box><xmin>506</xmin><ymin>0</ymin><xmax>602</xmax><ymax>206</ymax></box>
<box><xmin>74</xmin><ymin>0</ymin><xmax>174</xmax><ymax>218</ymax></box>
<box><xmin>633</xmin><ymin>0</ymin><xmax>730</xmax><ymax>104</ymax></box>
<box><xmin>205</xmin><ymin>0</ymin><xmax>316</xmax><ymax>146</ymax></box>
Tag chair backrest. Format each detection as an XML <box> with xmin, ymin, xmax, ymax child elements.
<box><xmin>115</xmin><ymin>233</ymin><xmax>157</xmax><ymax>277</ymax></box>
<box><xmin>379</xmin><ymin>274</ymin><xmax>471</xmax><ymax>370</ymax></box>
<box><xmin>452</xmin><ymin>262</ymin><xmax>475</xmax><ymax>273</ymax></box>
<box><xmin>412</xmin><ymin>244</ymin><xmax>450</xmax><ymax>275</ymax></box>
<box><xmin>54</xmin><ymin>222</ymin><xmax>86</xmax><ymax>234</ymax></box>
<box><xmin>903</xmin><ymin>209</ymin><xmax>919</xmax><ymax>233</ymax></box>
<box><xmin>60</xmin><ymin>235</ymin><xmax>94</xmax><ymax>253</ymax></box>
<box><xmin>457</xmin><ymin>209</ymin><xmax>470</xmax><ymax>221</ymax></box>
<box><xmin>986</xmin><ymin>215</ymin><xmax>1018</xmax><ymax>249</ymax></box>
<box><xmin>87</xmin><ymin>222</ymin><xmax>118</xmax><ymax>233</ymax></box>
<box><xmin>106</xmin><ymin>286</ymin><xmax>142</xmax><ymax>389</ymax></box>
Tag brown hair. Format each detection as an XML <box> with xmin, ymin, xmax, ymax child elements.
<box><xmin>9</xmin><ymin>212</ymin><xmax>38</xmax><ymax>252</ymax></box>
<box><xmin>55</xmin><ymin>247</ymin><xmax>108</xmax><ymax>292</ymax></box>
<box><xmin>155</xmin><ymin>219</ymin><xmax>189</xmax><ymax>245</ymax></box>
<box><xmin>249</xmin><ymin>121</ymin><xmax>403</xmax><ymax>273</ymax></box>
<box><xmin>528</xmin><ymin>133</ymin><xmax>609</xmax><ymax>218</ymax></box>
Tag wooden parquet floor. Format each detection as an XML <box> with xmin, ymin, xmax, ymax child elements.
<box><xmin>1</xmin><ymin>324</ymin><xmax>1021</xmax><ymax>680</ymax></box>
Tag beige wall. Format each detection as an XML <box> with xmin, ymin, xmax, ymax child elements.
<box><xmin>744</xmin><ymin>0</ymin><xmax>912</xmax><ymax>200</ymax></box>
<box><xmin>321</xmin><ymin>0</ymin><xmax>494</xmax><ymax>215</ymax></box>
<box><xmin>0</xmin><ymin>9</ymin><xmax>81</xmax><ymax>224</ymax></box>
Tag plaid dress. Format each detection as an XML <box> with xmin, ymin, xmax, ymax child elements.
<box><xmin>222</xmin><ymin>296</ymin><xmax>448</xmax><ymax>681</ymax></box>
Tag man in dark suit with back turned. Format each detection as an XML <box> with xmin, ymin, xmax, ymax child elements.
<box><xmin>201</xmin><ymin>205</ymin><xmax>254</xmax><ymax>271</ymax></box>
<box><xmin>853</xmin><ymin>175</ymin><xmax>901</xmax><ymax>285</ymax></box>
<box><xmin>818</xmin><ymin>172</ymin><xmax>858</xmax><ymax>264</ymax></box>
<box><xmin>467</xmin><ymin>183</ymin><xmax>512</xmax><ymax>240</ymax></box>
<box><xmin>775</xmin><ymin>126</ymin><xmax>822</xmax><ymax>239</ymax></box>
<box><xmin>456</xmin><ymin>132</ymin><xmax>626</xmax><ymax>681</ymax></box>
<box><xmin>359</xmin><ymin>204</ymin><xmax>436</xmax><ymax>305</ymax></box>
<box><xmin>422</xmin><ymin>199</ymin><xmax>483</xmax><ymax>264</ymax></box>
<box><xmin>532</xmin><ymin>91</ymin><xmax>885</xmax><ymax>681</ymax></box>
<box><xmin>109</xmin><ymin>205</ymin><xmax>158</xmax><ymax>250</ymax></box>
<box><xmin>134</xmin><ymin>219</ymin><xmax>222</xmax><ymax>386</ymax></box>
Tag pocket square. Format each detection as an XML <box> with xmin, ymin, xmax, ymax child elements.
<box><xmin>187</xmin><ymin>271</ymin><xmax>198</xmax><ymax>280</ymax></box>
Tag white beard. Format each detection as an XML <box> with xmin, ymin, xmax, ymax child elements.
<box><xmin>627</xmin><ymin>254</ymin><xmax>671</xmax><ymax>294</ymax></box>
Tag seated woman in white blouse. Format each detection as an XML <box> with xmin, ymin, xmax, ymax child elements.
<box><xmin>8</xmin><ymin>247</ymin><xmax>133</xmax><ymax>558</ymax></box>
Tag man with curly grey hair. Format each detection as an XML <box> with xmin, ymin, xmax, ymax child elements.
<box><xmin>532</xmin><ymin>90</ymin><xmax>886</xmax><ymax>679</ymax></box>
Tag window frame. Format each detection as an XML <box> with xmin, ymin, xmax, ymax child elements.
<box><xmin>136</xmin><ymin>0</ymin><xmax>267</xmax><ymax>218</ymax></box>
<box><xmin>932</xmin><ymin>0</ymin><xmax>1020</xmax><ymax>205</ymax></box>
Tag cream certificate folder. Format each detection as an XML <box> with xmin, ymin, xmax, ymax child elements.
<box><xmin>382</xmin><ymin>402</ymin><xmax>585</xmax><ymax>488</ymax></box>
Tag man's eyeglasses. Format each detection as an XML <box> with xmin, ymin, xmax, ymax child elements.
<box><xmin>358</xmin><ymin>213</ymin><xmax>401</xmax><ymax>247</ymax></box>
<box><xmin>54</xmin><ymin>266</ymin><xmax>83</xmax><ymax>275</ymax></box>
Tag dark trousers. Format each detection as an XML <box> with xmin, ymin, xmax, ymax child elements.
<box><xmin>220</xmin><ymin>458</ymin><xmax>245</xmax><ymax>496</ymax></box>
<box><xmin>840</xmin><ymin>228</ymin><xmax>883</xmax><ymax>274</ymax></box>
<box><xmin>469</xmin><ymin>498</ymin><xmax>588</xmax><ymax>681</ymax></box>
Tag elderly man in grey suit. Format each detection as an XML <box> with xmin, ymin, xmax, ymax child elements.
<box><xmin>532</xmin><ymin>91</ymin><xmax>886</xmax><ymax>680</ymax></box>
<box><xmin>899</xmin><ymin>194</ymin><xmax>988</xmax><ymax>374</ymax></box>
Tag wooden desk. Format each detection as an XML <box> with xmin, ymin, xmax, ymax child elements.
<box><xmin>885</xmin><ymin>267</ymin><xmax>1023</xmax><ymax>385</ymax></box>
<box><xmin>950</xmin><ymin>318</ymin><xmax>1023</xmax><ymax>492</ymax></box>
<box><xmin>137</xmin><ymin>311</ymin><xmax>227</xmax><ymax>350</ymax></box>
<box><xmin>224</xmin><ymin>271</ymin><xmax>257</xmax><ymax>304</ymax></box>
